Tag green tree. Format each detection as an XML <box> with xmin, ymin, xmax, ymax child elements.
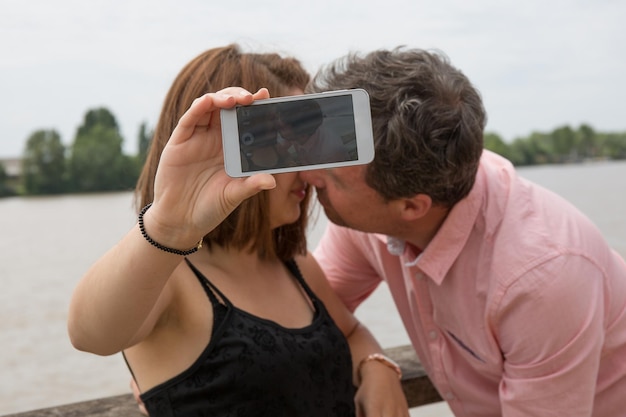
<box><xmin>601</xmin><ymin>132</ymin><xmax>626</xmax><ymax>160</ymax></box>
<box><xmin>524</xmin><ymin>132</ymin><xmax>555</xmax><ymax>164</ymax></box>
<box><xmin>69</xmin><ymin>108</ymin><xmax>137</xmax><ymax>192</ymax></box>
<box><xmin>137</xmin><ymin>121</ymin><xmax>152</xmax><ymax>164</ymax></box>
<box><xmin>550</xmin><ymin>125</ymin><xmax>577</xmax><ymax>162</ymax></box>
<box><xmin>491</xmin><ymin>124</ymin><xmax>626</xmax><ymax>166</ymax></box>
<box><xmin>484</xmin><ymin>132</ymin><xmax>514</xmax><ymax>161</ymax></box>
<box><xmin>21</xmin><ymin>129</ymin><xmax>67</xmax><ymax>194</ymax></box>
<box><xmin>0</xmin><ymin>162</ymin><xmax>16</xmax><ymax>197</ymax></box>
<box><xmin>576</xmin><ymin>124</ymin><xmax>597</xmax><ymax>159</ymax></box>
<box><xmin>77</xmin><ymin>107</ymin><xmax>120</xmax><ymax>136</ymax></box>
<box><xmin>508</xmin><ymin>137</ymin><xmax>536</xmax><ymax>166</ymax></box>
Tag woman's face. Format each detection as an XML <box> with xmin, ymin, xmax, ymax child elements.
<box><xmin>268</xmin><ymin>172</ymin><xmax>308</xmax><ymax>229</ymax></box>
<box><xmin>260</xmin><ymin>87</ymin><xmax>309</xmax><ymax>229</ymax></box>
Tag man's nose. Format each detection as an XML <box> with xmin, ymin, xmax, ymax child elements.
<box><xmin>299</xmin><ymin>170</ymin><xmax>324</xmax><ymax>187</ymax></box>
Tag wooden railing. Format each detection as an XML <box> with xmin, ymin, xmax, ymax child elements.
<box><xmin>4</xmin><ymin>345</ymin><xmax>442</xmax><ymax>417</ymax></box>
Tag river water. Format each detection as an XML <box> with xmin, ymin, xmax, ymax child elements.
<box><xmin>1</xmin><ymin>160</ymin><xmax>625</xmax><ymax>415</ymax></box>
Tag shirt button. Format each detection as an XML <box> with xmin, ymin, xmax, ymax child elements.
<box><xmin>415</xmin><ymin>272</ymin><xmax>424</xmax><ymax>280</ymax></box>
<box><xmin>429</xmin><ymin>330</ymin><xmax>438</xmax><ymax>340</ymax></box>
<box><xmin>445</xmin><ymin>392</ymin><xmax>455</xmax><ymax>401</ymax></box>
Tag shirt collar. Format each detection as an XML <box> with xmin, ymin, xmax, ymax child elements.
<box><xmin>383</xmin><ymin>162</ymin><xmax>485</xmax><ymax>285</ymax></box>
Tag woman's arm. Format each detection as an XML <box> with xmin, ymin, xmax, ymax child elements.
<box><xmin>68</xmin><ymin>88</ymin><xmax>277</xmax><ymax>356</ymax></box>
<box><xmin>296</xmin><ymin>252</ymin><xmax>409</xmax><ymax>417</ymax></box>
<box><xmin>67</xmin><ymin>223</ymin><xmax>183</xmax><ymax>355</ymax></box>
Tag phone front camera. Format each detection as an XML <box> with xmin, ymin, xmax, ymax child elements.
<box><xmin>241</xmin><ymin>132</ymin><xmax>255</xmax><ymax>146</ymax></box>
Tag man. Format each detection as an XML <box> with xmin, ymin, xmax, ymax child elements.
<box><xmin>300</xmin><ymin>47</ymin><xmax>626</xmax><ymax>416</ymax></box>
<box><xmin>276</xmin><ymin>99</ymin><xmax>351</xmax><ymax>165</ymax></box>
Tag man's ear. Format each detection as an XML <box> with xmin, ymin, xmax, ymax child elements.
<box><xmin>396</xmin><ymin>194</ymin><xmax>432</xmax><ymax>221</ymax></box>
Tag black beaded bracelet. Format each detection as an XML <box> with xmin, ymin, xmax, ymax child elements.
<box><xmin>138</xmin><ymin>203</ymin><xmax>203</xmax><ymax>256</ymax></box>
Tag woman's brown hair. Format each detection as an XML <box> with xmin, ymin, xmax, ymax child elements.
<box><xmin>135</xmin><ymin>44</ymin><xmax>311</xmax><ymax>260</ymax></box>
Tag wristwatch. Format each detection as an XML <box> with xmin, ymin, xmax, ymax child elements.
<box><xmin>357</xmin><ymin>353</ymin><xmax>403</xmax><ymax>383</ymax></box>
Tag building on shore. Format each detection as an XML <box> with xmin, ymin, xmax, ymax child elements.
<box><xmin>0</xmin><ymin>158</ymin><xmax>22</xmax><ymax>178</ymax></box>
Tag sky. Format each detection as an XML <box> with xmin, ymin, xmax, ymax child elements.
<box><xmin>1</xmin><ymin>0</ymin><xmax>624</xmax><ymax>158</ymax></box>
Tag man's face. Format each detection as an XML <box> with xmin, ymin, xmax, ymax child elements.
<box><xmin>299</xmin><ymin>166</ymin><xmax>401</xmax><ymax>236</ymax></box>
<box><xmin>278</xmin><ymin>119</ymin><xmax>309</xmax><ymax>145</ymax></box>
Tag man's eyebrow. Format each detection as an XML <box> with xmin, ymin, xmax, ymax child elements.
<box><xmin>325</xmin><ymin>169</ymin><xmax>345</xmax><ymax>187</ymax></box>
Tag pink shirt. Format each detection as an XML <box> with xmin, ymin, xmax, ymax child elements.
<box><xmin>315</xmin><ymin>150</ymin><xmax>626</xmax><ymax>416</ymax></box>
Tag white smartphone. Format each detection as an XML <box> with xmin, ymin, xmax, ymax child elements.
<box><xmin>220</xmin><ymin>89</ymin><xmax>374</xmax><ymax>177</ymax></box>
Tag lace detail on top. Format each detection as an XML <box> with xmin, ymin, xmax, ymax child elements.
<box><xmin>139</xmin><ymin>258</ymin><xmax>356</xmax><ymax>417</ymax></box>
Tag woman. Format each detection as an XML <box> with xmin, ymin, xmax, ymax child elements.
<box><xmin>67</xmin><ymin>44</ymin><xmax>408</xmax><ymax>416</ymax></box>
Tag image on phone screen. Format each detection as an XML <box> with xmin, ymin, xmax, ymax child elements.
<box><xmin>239</xmin><ymin>95</ymin><xmax>359</xmax><ymax>172</ymax></box>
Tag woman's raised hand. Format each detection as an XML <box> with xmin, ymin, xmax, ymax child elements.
<box><xmin>144</xmin><ymin>87</ymin><xmax>277</xmax><ymax>250</ymax></box>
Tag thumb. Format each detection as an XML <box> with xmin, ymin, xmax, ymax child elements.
<box><xmin>225</xmin><ymin>174</ymin><xmax>276</xmax><ymax>207</ymax></box>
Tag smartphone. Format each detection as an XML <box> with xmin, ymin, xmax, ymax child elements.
<box><xmin>220</xmin><ymin>89</ymin><xmax>374</xmax><ymax>177</ymax></box>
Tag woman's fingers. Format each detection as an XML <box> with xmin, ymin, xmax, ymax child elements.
<box><xmin>251</xmin><ymin>87</ymin><xmax>270</xmax><ymax>101</ymax></box>
<box><xmin>224</xmin><ymin>173</ymin><xmax>276</xmax><ymax>209</ymax></box>
<box><xmin>169</xmin><ymin>88</ymin><xmax>262</xmax><ymax>146</ymax></box>
<box><xmin>171</xmin><ymin>87</ymin><xmax>272</xmax><ymax>146</ymax></box>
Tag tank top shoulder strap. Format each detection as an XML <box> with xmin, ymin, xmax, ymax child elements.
<box><xmin>284</xmin><ymin>259</ymin><xmax>319</xmax><ymax>303</ymax></box>
<box><xmin>184</xmin><ymin>258</ymin><xmax>233</xmax><ymax>308</ymax></box>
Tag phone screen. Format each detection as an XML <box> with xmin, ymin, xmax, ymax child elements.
<box><xmin>236</xmin><ymin>95</ymin><xmax>358</xmax><ymax>173</ymax></box>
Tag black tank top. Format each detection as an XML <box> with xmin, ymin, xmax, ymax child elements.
<box><xmin>138</xmin><ymin>259</ymin><xmax>356</xmax><ymax>417</ymax></box>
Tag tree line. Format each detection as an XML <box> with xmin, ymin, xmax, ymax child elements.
<box><xmin>1</xmin><ymin>107</ymin><xmax>625</xmax><ymax>198</ymax></box>
<box><xmin>484</xmin><ymin>124</ymin><xmax>626</xmax><ymax>166</ymax></box>
<box><xmin>0</xmin><ymin>107</ymin><xmax>151</xmax><ymax>197</ymax></box>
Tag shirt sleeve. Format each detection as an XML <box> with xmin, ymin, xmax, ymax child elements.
<box><xmin>313</xmin><ymin>223</ymin><xmax>383</xmax><ymax>312</ymax></box>
<box><xmin>495</xmin><ymin>253</ymin><xmax>606</xmax><ymax>417</ymax></box>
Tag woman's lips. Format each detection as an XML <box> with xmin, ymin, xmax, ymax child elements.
<box><xmin>291</xmin><ymin>186</ymin><xmax>307</xmax><ymax>200</ymax></box>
